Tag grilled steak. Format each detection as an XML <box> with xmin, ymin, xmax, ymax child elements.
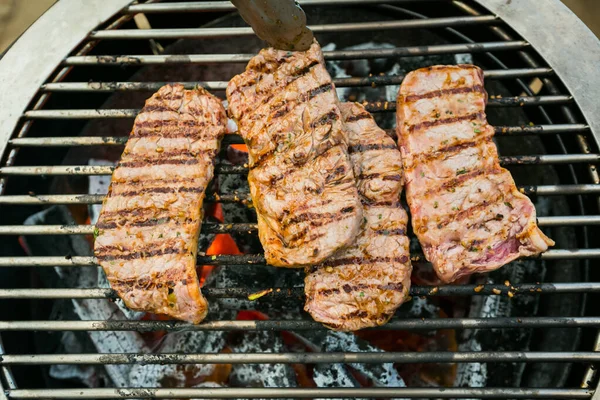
<box><xmin>94</xmin><ymin>84</ymin><xmax>227</xmax><ymax>323</ymax></box>
<box><xmin>396</xmin><ymin>65</ymin><xmax>554</xmax><ymax>283</ymax></box>
<box><xmin>304</xmin><ymin>102</ymin><xmax>412</xmax><ymax>331</ymax></box>
<box><xmin>226</xmin><ymin>41</ymin><xmax>362</xmax><ymax>267</ymax></box>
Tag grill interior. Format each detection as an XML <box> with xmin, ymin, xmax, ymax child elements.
<box><xmin>0</xmin><ymin>0</ymin><xmax>599</xmax><ymax>398</ymax></box>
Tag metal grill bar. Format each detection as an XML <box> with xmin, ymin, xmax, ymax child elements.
<box><xmin>125</xmin><ymin>0</ymin><xmax>444</xmax><ymax>14</ymax></box>
<box><xmin>0</xmin><ymin>246</ymin><xmax>594</xmax><ymax>268</ymax></box>
<box><xmin>0</xmin><ymin>223</ymin><xmax>257</xmax><ymax>235</ymax></box>
<box><xmin>0</xmin><ymin>184</ymin><xmax>598</xmax><ymax>206</ymax></box>
<box><xmin>7</xmin><ymin>124</ymin><xmax>591</xmax><ymax>148</ymax></box>
<box><xmin>0</xmin><ymin>216</ymin><xmax>596</xmax><ymax>236</ymax></box>
<box><xmin>4</xmin><ymin>387</ymin><xmax>593</xmax><ymax>399</ymax></box>
<box><xmin>0</xmin><ymin>257</ymin><xmax>96</xmax><ymax>267</ymax></box>
<box><xmin>0</xmin><ymin>194</ymin><xmax>106</xmax><ymax>205</ymax></box>
<box><xmin>20</xmin><ymin>96</ymin><xmax>574</xmax><ymax>120</ymax></box>
<box><xmin>2</xmin><ymin>317</ymin><xmax>599</xmax><ymax>332</ymax></box>
<box><xmin>496</xmin><ymin>124</ymin><xmax>590</xmax><ymax>135</ymax></box>
<box><xmin>89</xmin><ymin>16</ymin><xmax>498</xmax><ymax>40</ymax></box>
<box><xmin>63</xmin><ymin>41</ymin><xmax>529</xmax><ymax>65</ymax></box>
<box><xmin>1</xmin><ymin>153</ymin><xmax>596</xmax><ymax>177</ymax></box>
<box><xmin>1</xmin><ymin>283</ymin><xmax>598</xmax><ymax>300</ymax></box>
<box><xmin>3</xmin><ymin>352</ymin><xmax>600</xmax><ymax>365</ymax></box>
<box><xmin>10</xmin><ymin>137</ymin><xmax>128</xmax><ymax>147</ymax></box>
<box><xmin>364</xmin><ymin>96</ymin><xmax>574</xmax><ymax>112</ymax></box>
<box><xmin>39</xmin><ymin>68</ymin><xmax>554</xmax><ymax>92</ymax></box>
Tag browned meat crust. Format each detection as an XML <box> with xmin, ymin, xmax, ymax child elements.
<box><xmin>226</xmin><ymin>41</ymin><xmax>362</xmax><ymax>267</ymax></box>
<box><xmin>396</xmin><ymin>65</ymin><xmax>554</xmax><ymax>283</ymax></box>
<box><xmin>304</xmin><ymin>102</ymin><xmax>412</xmax><ymax>331</ymax></box>
<box><xmin>94</xmin><ymin>84</ymin><xmax>227</xmax><ymax>323</ymax></box>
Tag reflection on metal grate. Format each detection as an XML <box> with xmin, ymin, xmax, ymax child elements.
<box><xmin>0</xmin><ymin>0</ymin><xmax>599</xmax><ymax>398</ymax></box>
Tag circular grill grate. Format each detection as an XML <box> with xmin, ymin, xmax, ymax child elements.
<box><xmin>0</xmin><ymin>0</ymin><xmax>599</xmax><ymax>398</ymax></box>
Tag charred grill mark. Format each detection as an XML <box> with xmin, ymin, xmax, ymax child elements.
<box><xmin>111</xmin><ymin>177</ymin><xmax>200</xmax><ymax>188</ymax></box>
<box><xmin>96</xmin><ymin>216</ymin><xmax>193</xmax><ymax>230</ymax></box>
<box><xmin>122</xmin><ymin>149</ymin><xmax>211</xmax><ymax>161</ymax></box>
<box><xmin>286</xmin><ymin>206</ymin><xmax>356</xmax><ymax>226</ymax></box>
<box><xmin>358</xmin><ymin>173</ymin><xmax>402</xmax><ymax>181</ymax></box>
<box><xmin>322</xmin><ymin>255</ymin><xmax>409</xmax><ymax>267</ymax></box>
<box><xmin>282</xmin><ymin>199</ymin><xmax>334</xmax><ymax>215</ymax></box>
<box><xmin>412</xmin><ymin>137</ymin><xmax>491</xmax><ymax>165</ymax></box>
<box><xmin>95</xmin><ymin>244</ymin><xmax>185</xmax><ymax>262</ymax></box>
<box><xmin>291</xmin><ymin>60</ymin><xmax>319</xmax><ymax>78</ymax></box>
<box><xmin>111</xmin><ymin>272</ymin><xmax>187</xmax><ymax>293</ymax></box>
<box><xmin>373</xmin><ymin>228</ymin><xmax>406</xmax><ymax>236</ymax></box>
<box><xmin>348</xmin><ymin>143</ymin><xmax>397</xmax><ymax>154</ymax></box>
<box><xmin>141</xmin><ymin>105</ymin><xmax>179</xmax><ymax>113</ymax></box>
<box><xmin>360</xmin><ymin>172</ymin><xmax>381</xmax><ymax>180</ymax></box>
<box><xmin>427</xmin><ymin>192</ymin><xmax>506</xmax><ymax>231</ymax></box>
<box><xmin>130</xmin><ymin>126</ymin><xmax>215</xmax><ymax>139</ymax></box>
<box><xmin>284</xmin><ymin>205</ymin><xmax>358</xmax><ymax>242</ymax></box>
<box><xmin>134</xmin><ymin>119</ymin><xmax>198</xmax><ymax>129</ymax></box>
<box><xmin>340</xmin><ymin>310</ymin><xmax>369</xmax><ymax>319</ymax></box>
<box><xmin>365</xmin><ymin>200</ymin><xmax>401</xmax><ymax>207</ymax></box>
<box><xmin>424</xmin><ymin>166</ymin><xmax>501</xmax><ymax>197</ymax></box>
<box><xmin>115</xmin><ymin>186</ymin><xmax>204</xmax><ymax>198</ymax></box>
<box><xmin>118</xmin><ymin>157</ymin><xmax>200</xmax><ymax>168</ymax></box>
<box><xmin>272</xmin><ymin>107</ymin><xmax>289</xmax><ymax>119</ymax></box>
<box><xmin>236</xmin><ymin>61</ymin><xmax>320</xmax><ymax>116</ymax></box>
<box><xmin>325</xmin><ymin>165</ymin><xmax>348</xmax><ymax>184</ymax></box>
<box><xmin>382</xmin><ymin>174</ymin><xmax>403</xmax><ymax>181</ymax></box>
<box><xmin>306</xmin><ymin>83</ymin><xmax>333</xmax><ymax>101</ymax></box>
<box><xmin>285</xmin><ymin>231</ymin><xmax>327</xmax><ymax>247</ymax></box>
<box><xmin>307</xmin><ymin>255</ymin><xmax>409</xmax><ymax>273</ymax></box>
<box><xmin>251</xmin><ymin>109</ymin><xmax>338</xmax><ymax>172</ymax></box>
<box><xmin>403</xmin><ymin>84</ymin><xmax>485</xmax><ymax>102</ymax></box>
<box><xmin>344</xmin><ymin>112</ymin><xmax>372</xmax><ymax>123</ymax></box>
<box><xmin>152</xmin><ymin>90</ymin><xmax>184</xmax><ymax>102</ymax></box>
<box><xmin>319</xmin><ymin>287</ymin><xmax>340</xmax><ymax>296</ymax></box>
<box><xmin>380</xmin><ymin>283</ymin><xmax>405</xmax><ymax>291</ymax></box>
<box><xmin>261</xmin><ymin>82</ymin><xmax>334</xmax><ymax>133</ymax></box>
<box><xmin>316</xmin><ymin>281</ymin><xmax>405</xmax><ymax>297</ymax></box>
<box><xmin>311</xmin><ymin>109</ymin><xmax>339</xmax><ymax>129</ymax></box>
<box><xmin>265</xmin><ymin>142</ymin><xmax>338</xmax><ymax>183</ymax></box>
<box><xmin>407</xmin><ymin>112</ymin><xmax>485</xmax><ymax>133</ymax></box>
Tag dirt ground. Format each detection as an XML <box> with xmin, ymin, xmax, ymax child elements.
<box><xmin>1</xmin><ymin>0</ymin><xmax>599</xmax><ymax>54</ymax></box>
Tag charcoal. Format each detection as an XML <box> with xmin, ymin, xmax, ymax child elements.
<box><xmin>22</xmin><ymin>205</ymin><xmax>149</xmax><ymax>388</ymax></box>
<box><xmin>212</xmin><ymin>264</ymin><xmax>304</xmax><ymax>314</ymax></box>
<box><xmin>324</xmin><ymin>332</ymin><xmax>406</xmax><ymax>389</ymax></box>
<box><xmin>313</xmin><ymin>363</ymin><xmax>362</xmax><ymax>400</ymax></box>
<box><xmin>228</xmin><ymin>330</ymin><xmax>297</xmax><ymax>393</ymax></box>
<box><xmin>129</xmin><ymin>310</ymin><xmax>233</xmax><ymax>388</ymax></box>
<box><xmin>297</xmin><ymin>330</ymin><xmax>406</xmax><ymax>394</ymax></box>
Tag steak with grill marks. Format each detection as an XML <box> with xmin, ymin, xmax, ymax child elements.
<box><xmin>396</xmin><ymin>65</ymin><xmax>554</xmax><ymax>283</ymax></box>
<box><xmin>226</xmin><ymin>41</ymin><xmax>362</xmax><ymax>267</ymax></box>
<box><xmin>304</xmin><ymin>102</ymin><xmax>412</xmax><ymax>331</ymax></box>
<box><xmin>94</xmin><ymin>84</ymin><xmax>227</xmax><ymax>323</ymax></box>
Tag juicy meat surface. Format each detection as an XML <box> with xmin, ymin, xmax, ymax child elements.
<box><xmin>226</xmin><ymin>41</ymin><xmax>362</xmax><ymax>267</ymax></box>
<box><xmin>305</xmin><ymin>102</ymin><xmax>412</xmax><ymax>331</ymax></box>
<box><xmin>396</xmin><ymin>65</ymin><xmax>554</xmax><ymax>283</ymax></box>
<box><xmin>94</xmin><ymin>84</ymin><xmax>227</xmax><ymax>323</ymax></box>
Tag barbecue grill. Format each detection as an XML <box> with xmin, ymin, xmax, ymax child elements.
<box><xmin>1</xmin><ymin>0</ymin><xmax>600</xmax><ymax>398</ymax></box>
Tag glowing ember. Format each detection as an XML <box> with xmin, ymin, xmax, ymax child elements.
<box><xmin>199</xmin><ymin>233</ymin><xmax>241</xmax><ymax>287</ymax></box>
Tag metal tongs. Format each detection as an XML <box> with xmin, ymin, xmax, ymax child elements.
<box><xmin>230</xmin><ymin>0</ymin><xmax>314</xmax><ymax>51</ymax></box>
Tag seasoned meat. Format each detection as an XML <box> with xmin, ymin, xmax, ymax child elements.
<box><xmin>94</xmin><ymin>84</ymin><xmax>227</xmax><ymax>323</ymax></box>
<box><xmin>226</xmin><ymin>41</ymin><xmax>362</xmax><ymax>267</ymax></box>
<box><xmin>304</xmin><ymin>102</ymin><xmax>412</xmax><ymax>331</ymax></box>
<box><xmin>396</xmin><ymin>65</ymin><xmax>554</xmax><ymax>283</ymax></box>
